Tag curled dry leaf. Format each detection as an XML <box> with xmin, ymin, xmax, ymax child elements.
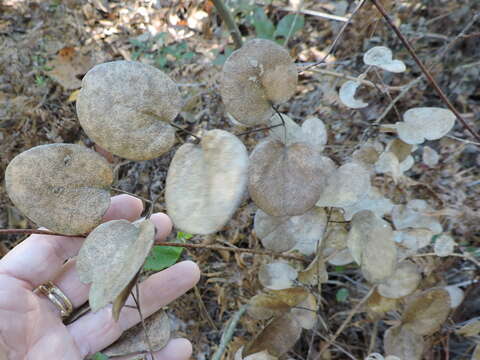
<box><xmin>248</xmin><ymin>287</ymin><xmax>309</xmax><ymax>320</ymax></box>
<box><xmin>339</xmin><ymin>80</ymin><xmax>368</xmax><ymax>109</ymax></box>
<box><xmin>352</xmin><ymin>141</ymin><xmax>384</xmax><ymax>171</ymax></box>
<box><xmin>290</xmin><ymin>293</ymin><xmax>317</xmax><ymax>329</ymax></box>
<box><xmin>434</xmin><ymin>234</ymin><xmax>456</xmax><ymax>257</ymax></box>
<box><xmin>324</xmin><ymin>226</ymin><xmax>354</xmax><ymax>266</ymax></box>
<box><xmin>243</xmin><ymin>313</ymin><xmax>302</xmax><ymax>357</ymax></box>
<box><xmin>77</xmin><ymin>219</ymin><xmax>155</xmax><ymax>312</ymax></box>
<box><xmin>386</xmin><ymin>139</ymin><xmax>412</xmax><ymax>163</ymax></box>
<box><xmin>221</xmin><ymin>39</ymin><xmax>298</xmax><ymax>126</ymax></box>
<box><xmin>395</xmin><ymin>107</ymin><xmax>456</xmax><ymax>145</ymax></box>
<box><xmin>394</xmin><ymin>229</ymin><xmax>433</xmax><ymax>253</ymax></box>
<box><xmin>77</xmin><ymin>60</ymin><xmax>182</xmax><ymax>160</ymax></box>
<box><xmin>391</xmin><ymin>200</ymin><xmax>443</xmax><ymax>234</ymax></box>
<box><xmin>363</xmin><ymin>46</ymin><xmax>406</xmax><ymax>73</ymax></box>
<box><xmin>384</xmin><ymin>325</ymin><xmax>425</xmax><ymax>360</ymax></box>
<box><xmin>375</xmin><ymin>151</ymin><xmax>414</xmax><ymax>182</ymax></box>
<box><xmin>342</xmin><ymin>187</ymin><xmax>393</xmax><ymax>221</ymax></box>
<box><xmin>254</xmin><ymin>207</ymin><xmax>327</xmax><ymax>255</ymax></box>
<box><xmin>367</xmin><ymin>290</ymin><xmax>398</xmax><ymax>316</ymax></box>
<box><xmin>258</xmin><ymin>262</ymin><xmax>298</xmax><ymax>290</ymax></box>
<box><xmin>249</xmin><ymin>138</ymin><xmax>327</xmax><ymax>217</ymax></box>
<box><xmin>422</xmin><ymin>146</ymin><xmax>440</xmax><ymax>167</ymax></box>
<box><xmin>348</xmin><ymin>211</ymin><xmax>397</xmax><ymax>283</ymax></box>
<box><xmin>378</xmin><ymin>261</ymin><xmax>421</xmax><ymax>299</ymax></box>
<box><xmin>5</xmin><ymin>143</ymin><xmax>112</xmax><ymax>235</ymax></box>
<box><xmin>401</xmin><ymin>288</ymin><xmax>451</xmax><ymax>336</ymax></box>
<box><xmin>269</xmin><ymin>114</ymin><xmax>327</xmax><ymax>153</ymax></box>
<box><xmin>444</xmin><ymin>285</ymin><xmax>464</xmax><ymax>308</ymax></box>
<box><xmin>316</xmin><ymin>162</ymin><xmax>371</xmax><ymax>209</ymax></box>
<box><xmin>166</xmin><ymin>129</ymin><xmax>248</xmax><ymax>235</ymax></box>
<box><xmin>104</xmin><ymin>310</ymin><xmax>170</xmax><ymax>357</ymax></box>
<box><xmin>298</xmin><ymin>254</ymin><xmax>328</xmax><ymax>286</ymax></box>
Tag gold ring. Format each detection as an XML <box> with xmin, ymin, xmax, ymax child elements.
<box><xmin>36</xmin><ymin>281</ymin><xmax>73</xmax><ymax>318</ymax></box>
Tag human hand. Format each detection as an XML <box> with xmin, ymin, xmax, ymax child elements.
<box><xmin>0</xmin><ymin>195</ymin><xmax>200</xmax><ymax>360</ymax></box>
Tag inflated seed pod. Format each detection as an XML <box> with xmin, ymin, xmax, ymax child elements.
<box><xmin>76</xmin><ymin>60</ymin><xmax>182</xmax><ymax>160</ymax></box>
<box><xmin>220</xmin><ymin>39</ymin><xmax>298</xmax><ymax>126</ymax></box>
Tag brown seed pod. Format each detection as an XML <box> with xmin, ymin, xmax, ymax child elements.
<box><xmin>221</xmin><ymin>39</ymin><xmax>298</xmax><ymax>126</ymax></box>
<box><xmin>5</xmin><ymin>143</ymin><xmax>113</xmax><ymax>235</ymax></box>
<box><xmin>249</xmin><ymin>138</ymin><xmax>327</xmax><ymax>217</ymax></box>
<box><xmin>76</xmin><ymin>60</ymin><xmax>182</xmax><ymax>160</ymax></box>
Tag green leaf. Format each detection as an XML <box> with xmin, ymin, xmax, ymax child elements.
<box><xmin>177</xmin><ymin>231</ymin><xmax>193</xmax><ymax>241</ymax></box>
<box><xmin>274</xmin><ymin>14</ymin><xmax>305</xmax><ymax>41</ymax></box>
<box><xmin>250</xmin><ymin>8</ymin><xmax>275</xmax><ymax>39</ymax></box>
<box><xmin>336</xmin><ymin>288</ymin><xmax>349</xmax><ymax>303</ymax></box>
<box><xmin>144</xmin><ymin>245</ymin><xmax>183</xmax><ymax>271</ymax></box>
<box><xmin>91</xmin><ymin>353</ymin><xmax>109</xmax><ymax>360</ymax></box>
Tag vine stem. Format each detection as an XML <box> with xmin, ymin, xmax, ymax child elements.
<box><xmin>0</xmin><ymin>229</ymin><xmax>308</xmax><ymax>263</ymax></box>
<box><xmin>212</xmin><ymin>0</ymin><xmax>243</xmax><ymax>49</ymax></box>
<box><xmin>369</xmin><ymin>0</ymin><xmax>480</xmax><ymax>143</ymax></box>
<box><xmin>211</xmin><ymin>304</ymin><xmax>248</xmax><ymax>360</ymax></box>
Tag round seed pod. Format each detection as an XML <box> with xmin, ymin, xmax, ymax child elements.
<box><xmin>221</xmin><ymin>39</ymin><xmax>298</xmax><ymax>126</ymax></box>
<box><xmin>5</xmin><ymin>143</ymin><xmax>113</xmax><ymax>235</ymax></box>
<box><xmin>77</xmin><ymin>60</ymin><xmax>182</xmax><ymax>160</ymax></box>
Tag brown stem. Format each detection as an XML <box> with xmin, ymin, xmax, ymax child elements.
<box><xmin>369</xmin><ymin>0</ymin><xmax>480</xmax><ymax>143</ymax></box>
<box><xmin>0</xmin><ymin>229</ymin><xmax>308</xmax><ymax>263</ymax></box>
<box><xmin>212</xmin><ymin>0</ymin><xmax>243</xmax><ymax>49</ymax></box>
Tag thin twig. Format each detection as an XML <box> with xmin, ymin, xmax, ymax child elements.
<box><xmin>317</xmin><ymin>286</ymin><xmax>376</xmax><ymax>358</ymax></box>
<box><xmin>194</xmin><ymin>285</ymin><xmax>218</xmax><ymax>331</ymax></box>
<box><xmin>301</xmin><ymin>0</ymin><xmax>367</xmax><ymax>73</ymax></box>
<box><xmin>279</xmin><ymin>7</ymin><xmax>349</xmax><ymax>22</ymax></box>
<box><xmin>0</xmin><ymin>229</ymin><xmax>308</xmax><ymax>263</ymax></box>
<box><xmin>132</xmin><ymin>283</ymin><xmax>156</xmax><ymax>360</ymax></box>
<box><xmin>169</xmin><ymin>122</ymin><xmax>201</xmax><ymax>143</ymax></box>
<box><xmin>235</xmin><ymin>123</ymin><xmax>284</xmax><ymax>137</ymax></box>
<box><xmin>211</xmin><ymin>304</ymin><xmax>248</xmax><ymax>360</ymax></box>
<box><xmin>369</xmin><ymin>0</ymin><xmax>480</xmax><ymax>143</ymax></box>
<box><xmin>212</xmin><ymin>0</ymin><xmax>243</xmax><ymax>49</ymax></box>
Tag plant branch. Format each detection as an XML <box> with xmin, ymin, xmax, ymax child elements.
<box><xmin>369</xmin><ymin>0</ymin><xmax>480</xmax><ymax>143</ymax></box>
<box><xmin>211</xmin><ymin>304</ymin><xmax>248</xmax><ymax>360</ymax></box>
<box><xmin>0</xmin><ymin>229</ymin><xmax>308</xmax><ymax>263</ymax></box>
<box><xmin>212</xmin><ymin>0</ymin><xmax>243</xmax><ymax>49</ymax></box>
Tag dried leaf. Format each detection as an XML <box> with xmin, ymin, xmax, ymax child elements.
<box><xmin>422</xmin><ymin>146</ymin><xmax>440</xmax><ymax>167</ymax></box>
<box><xmin>367</xmin><ymin>290</ymin><xmax>398</xmax><ymax>315</ymax></box>
<box><xmin>221</xmin><ymin>39</ymin><xmax>298</xmax><ymax>126</ymax></box>
<box><xmin>166</xmin><ymin>130</ymin><xmax>248</xmax><ymax>235</ymax></box>
<box><xmin>363</xmin><ymin>46</ymin><xmax>406</xmax><ymax>73</ymax></box>
<box><xmin>112</xmin><ymin>273</ymin><xmax>139</xmax><ymax>321</ymax></box>
<box><xmin>402</xmin><ymin>288</ymin><xmax>451</xmax><ymax>335</ymax></box>
<box><xmin>434</xmin><ymin>234</ymin><xmax>456</xmax><ymax>257</ymax></box>
<box><xmin>46</xmin><ymin>47</ymin><xmax>94</xmax><ymax>89</ymax></box>
<box><xmin>384</xmin><ymin>325</ymin><xmax>425</xmax><ymax>360</ymax></box>
<box><xmin>248</xmin><ymin>287</ymin><xmax>309</xmax><ymax>320</ymax></box>
<box><xmin>77</xmin><ymin>220</ymin><xmax>155</xmax><ymax>312</ymax></box>
<box><xmin>339</xmin><ymin>80</ymin><xmax>368</xmax><ymax>109</ymax></box>
<box><xmin>5</xmin><ymin>144</ymin><xmax>112</xmax><ymax>235</ymax></box>
<box><xmin>77</xmin><ymin>61</ymin><xmax>182</xmax><ymax>160</ymax></box>
<box><xmin>456</xmin><ymin>319</ymin><xmax>480</xmax><ymax>337</ymax></box>
<box><xmin>235</xmin><ymin>348</ymin><xmax>278</xmax><ymax>360</ymax></box>
<box><xmin>395</xmin><ymin>107</ymin><xmax>456</xmax><ymax>145</ymax></box>
<box><xmin>342</xmin><ymin>187</ymin><xmax>393</xmax><ymax>221</ymax></box>
<box><xmin>386</xmin><ymin>139</ymin><xmax>412</xmax><ymax>163</ymax></box>
<box><xmin>348</xmin><ymin>211</ymin><xmax>397</xmax><ymax>283</ymax></box>
<box><xmin>352</xmin><ymin>141</ymin><xmax>383</xmax><ymax>170</ymax></box>
<box><xmin>254</xmin><ymin>207</ymin><xmax>327</xmax><ymax>255</ymax></box>
<box><xmin>444</xmin><ymin>285</ymin><xmax>464</xmax><ymax>308</ymax></box>
<box><xmin>258</xmin><ymin>262</ymin><xmax>298</xmax><ymax>290</ymax></box>
<box><xmin>249</xmin><ymin>139</ymin><xmax>328</xmax><ymax>217</ymax></box>
<box><xmin>378</xmin><ymin>261</ymin><xmax>421</xmax><ymax>299</ymax></box>
<box><xmin>104</xmin><ymin>310</ymin><xmax>170</xmax><ymax>357</ymax></box>
<box><xmin>291</xmin><ymin>293</ymin><xmax>317</xmax><ymax>329</ymax></box>
<box><xmin>298</xmin><ymin>254</ymin><xmax>328</xmax><ymax>286</ymax></box>
<box><xmin>316</xmin><ymin>162</ymin><xmax>371</xmax><ymax>208</ymax></box>
<box><xmin>391</xmin><ymin>200</ymin><xmax>443</xmax><ymax>234</ymax></box>
<box><xmin>473</xmin><ymin>344</ymin><xmax>480</xmax><ymax>360</ymax></box>
<box><xmin>243</xmin><ymin>313</ymin><xmax>302</xmax><ymax>357</ymax></box>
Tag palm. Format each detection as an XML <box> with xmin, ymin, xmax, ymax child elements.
<box><xmin>0</xmin><ymin>195</ymin><xmax>200</xmax><ymax>360</ymax></box>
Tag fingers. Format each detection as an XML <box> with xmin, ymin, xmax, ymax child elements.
<box><xmin>44</xmin><ymin>213</ymin><xmax>173</xmax><ymax>315</ymax></box>
<box><xmin>115</xmin><ymin>338</ymin><xmax>193</xmax><ymax>360</ymax></box>
<box><xmin>0</xmin><ymin>195</ymin><xmax>143</xmax><ymax>289</ymax></box>
<box><xmin>68</xmin><ymin>261</ymin><xmax>201</xmax><ymax>357</ymax></box>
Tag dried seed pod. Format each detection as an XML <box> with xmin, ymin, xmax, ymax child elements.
<box><xmin>77</xmin><ymin>60</ymin><xmax>182</xmax><ymax>160</ymax></box>
<box><xmin>221</xmin><ymin>39</ymin><xmax>298</xmax><ymax>126</ymax></box>
<box><xmin>249</xmin><ymin>138</ymin><xmax>328</xmax><ymax>217</ymax></box>
<box><xmin>5</xmin><ymin>143</ymin><xmax>113</xmax><ymax>235</ymax></box>
<box><xmin>166</xmin><ymin>129</ymin><xmax>248</xmax><ymax>234</ymax></box>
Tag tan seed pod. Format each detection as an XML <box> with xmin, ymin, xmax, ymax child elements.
<box><xmin>249</xmin><ymin>138</ymin><xmax>327</xmax><ymax>217</ymax></box>
<box><xmin>221</xmin><ymin>39</ymin><xmax>298</xmax><ymax>126</ymax></box>
<box><xmin>77</xmin><ymin>60</ymin><xmax>182</xmax><ymax>160</ymax></box>
<box><xmin>5</xmin><ymin>143</ymin><xmax>112</xmax><ymax>235</ymax></box>
<box><xmin>166</xmin><ymin>129</ymin><xmax>249</xmax><ymax>234</ymax></box>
